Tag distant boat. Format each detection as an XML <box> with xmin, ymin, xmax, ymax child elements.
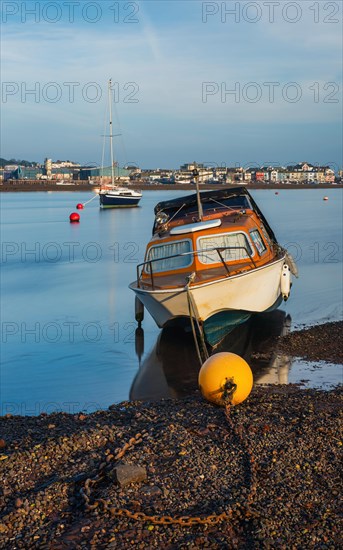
<box><xmin>175</xmin><ymin>179</ymin><xmax>192</xmax><ymax>184</ymax></box>
<box><xmin>99</xmin><ymin>80</ymin><xmax>142</xmax><ymax>208</ymax></box>
<box><xmin>205</xmin><ymin>178</ymin><xmax>225</xmax><ymax>185</ymax></box>
<box><xmin>159</xmin><ymin>176</ymin><xmax>176</xmax><ymax>184</ymax></box>
<box><xmin>99</xmin><ymin>185</ymin><xmax>142</xmax><ymax>208</ymax></box>
<box><xmin>129</xmin><ymin>184</ymin><xmax>298</xmax><ymax>347</ymax></box>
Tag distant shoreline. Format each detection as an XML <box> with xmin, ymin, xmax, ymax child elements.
<box><xmin>1</xmin><ymin>181</ymin><xmax>342</xmax><ymax>192</ymax></box>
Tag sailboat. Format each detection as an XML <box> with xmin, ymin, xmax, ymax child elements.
<box><xmin>129</xmin><ymin>175</ymin><xmax>298</xmax><ymax>347</ymax></box>
<box><xmin>99</xmin><ymin>79</ymin><xmax>142</xmax><ymax>208</ymax></box>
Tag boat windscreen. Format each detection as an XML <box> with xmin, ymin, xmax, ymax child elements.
<box><xmin>154</xmin><ymin>187</ymin><xmax>248</xmax><ymax>215</ymax></box>
<box><xmin>153</xmin><ymin>186</ymin><xmax>278</xmax><ymax>243</ymax></box>
<box><xmin>169</xmin><ymin>195</ymin><xmax>250</xmax><ymax>220</ymax></box>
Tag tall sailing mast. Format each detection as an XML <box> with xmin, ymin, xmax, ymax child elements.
<box><xmin>108</xmin><ymin>79</ymin><xmax>115</xmax><ymax>188</ymax></box>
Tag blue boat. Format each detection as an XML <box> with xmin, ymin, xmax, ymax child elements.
<box><xmin>99</xmin><ymin>187</ymin><xmax>142</xmax><ymax>208</ymax></box>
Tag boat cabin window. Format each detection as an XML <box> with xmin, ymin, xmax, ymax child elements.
<box><xmin>259</xmin><ymin>224</ymin><xmax>272</xmax><ymax>246</ymax></box>
<box><xmin>197</xmin><ymin>232</ymin><xmax>253</xmax><ymax>264</ymax></box>
<box><xmin>145</xmin><ymin>239</ymin><xmax>193</xmax><ymax>273</ymax></box>
<box><xmin>250</xmin><ymin>230</ymin><xmax>267</xmax><ymax>255</ymax></box>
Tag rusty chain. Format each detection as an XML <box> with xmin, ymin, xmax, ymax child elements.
<box><xmin>79</xmin><ymin>403</ymin><xmax>258</xmax><ymax>527</ymax></box>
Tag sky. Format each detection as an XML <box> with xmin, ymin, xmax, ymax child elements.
<box><xmin>1</xmin><ymin>0</ymin><xmax>342</xmax><ymax>169</ymax></box>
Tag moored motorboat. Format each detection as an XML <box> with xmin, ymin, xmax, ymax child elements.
<box><xmin>129</xmin><ymin>186</ymin><xmax>297</xmax><ymax>347</ymax></box>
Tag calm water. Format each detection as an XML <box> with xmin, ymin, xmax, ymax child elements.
<box><xmin>1</xmin><ymin>189</ymin><xmax>342</xmax><ymax>415</ymax></box>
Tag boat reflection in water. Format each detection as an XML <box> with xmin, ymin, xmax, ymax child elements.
<box><xmin>130</xmin><ymin>310</ymin><xmax>292</xmax><ymax>402</ymax></box>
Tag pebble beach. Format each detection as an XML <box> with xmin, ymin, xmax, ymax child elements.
<box><xmin>0</xmin><ymin>321</ymin><xmax>342</xmax><ymax>549</ymax></box>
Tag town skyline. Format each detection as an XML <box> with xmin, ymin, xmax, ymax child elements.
<box><xmin>2</xmin><ymin>159</ymin><xmax>340</xmax><ymax>185</ymax></box>
<box><xmin>1</xmin><ymin>157</ymin><xmax>342</xmax><ymax>172</ymax></box>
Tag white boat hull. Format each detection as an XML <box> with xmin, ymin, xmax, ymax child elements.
<box><xmin>130</xmin><ymin>257</ymin><xmax>288</xmax><ymax>328</ymax></box>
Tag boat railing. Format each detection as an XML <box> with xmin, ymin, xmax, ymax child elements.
<box><xmin>136</xmin><ymin>246</ymin><xmax>256</xmax><ymax>289</ymax></box>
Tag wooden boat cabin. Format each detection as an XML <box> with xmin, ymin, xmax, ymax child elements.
<box><xmin>136</xmin><ymin>187</ymin><xmax>282</xmax><ymax>290</ymax></box>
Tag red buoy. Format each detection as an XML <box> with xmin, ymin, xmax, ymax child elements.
<box><xmin>69</xmin><ymin>212</ymin><xmax>80</xmax><ymax>223</ymax></box>
<box><xmin>76</xmin><ymin>203</ymin><xmax>84</xmax><ymax>209</ymax></box>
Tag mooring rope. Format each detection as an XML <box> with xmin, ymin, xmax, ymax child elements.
<box><xmin>82</xmin><ymin>193</ymin><xmax>99</xmax><ymax>206</ymax></box>
<box><xmin>185</xmin><ymin>274</ymin><xmax>209</xmax><ymax>366</ymax></box>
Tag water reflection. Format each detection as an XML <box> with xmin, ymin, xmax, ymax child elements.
<box><xmin>130</xmin><ymin>310</ymin><xmax>293</xmax><ymax>401</ymax></box>
<box><xmin>1</xmin><ymin>190</ymin><xmax>341</xmax><ymax>412</ymax></box>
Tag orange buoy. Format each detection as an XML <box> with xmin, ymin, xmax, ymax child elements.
<box><xmin>198</xmin><ymin>352</ymin><xmax>253</xmax><ymax>406</ymax></box>
<box><xmin>69</xmin><ymin>212</ymin><xmax>80</xmax><ymax>223</ymax></box>
<box><xmin>76</xmin><ymin>203</ymin><xmax>84</xmax><ymax>209</ymax></box>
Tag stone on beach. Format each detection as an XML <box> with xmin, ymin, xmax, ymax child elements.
<box><xmin>108</xmin><ymin>463</ymin><xmax>147</xmax><ymax>487</ymax></box>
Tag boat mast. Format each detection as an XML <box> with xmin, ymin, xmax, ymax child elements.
<box><xmin>108</xmin><ymin>79</ymin><xmax>115</xmax><ymax>188</ymax></box>
<box><xmin>193</xmin><ymin>164</ymin><xmax>203</xmax><ymax>220</ymax></box>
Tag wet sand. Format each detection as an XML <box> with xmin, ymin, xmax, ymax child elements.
<box><xmin>0</xmin><ymin>322</ymin><xmax>342</xmax><ymax>549</ymax></box>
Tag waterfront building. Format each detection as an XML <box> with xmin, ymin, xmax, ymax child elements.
<box><xmin>51</xmin><ymin>160</ymin><xmax>81</xmax><ymax>169</ymax></box>
<box><xmin>78</xmin><ymin>165</ymin><xmax>132</xmax><ymax>183</ymax></box>
<box><xmin>180</xmin><ymin>162</ymin><xmax>205</xmax><ymax>171</ymax></box>
<box><xmin>4</xmin><ymin>166</ymin><xmax>42</xmax><ymax>180</ymax></box>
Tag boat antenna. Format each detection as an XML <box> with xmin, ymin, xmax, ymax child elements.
<box><xmin>193</xmin><ymin>164</ymin><xmax>203</xmax><ymax>220</ymax></box>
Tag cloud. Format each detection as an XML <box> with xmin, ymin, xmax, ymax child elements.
<box><xmin>1</xmin><ymin>1</ymin><xmax>342</xmax><ymax>165</ymax></box>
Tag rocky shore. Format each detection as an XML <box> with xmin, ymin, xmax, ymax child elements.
<box><xmin>0</xmin><ymin>322</ymin><xmax>342</xmax><ymax>549</ymax></box>
<box><xmin>276</xmin><ymin>321</ymin><xmax>343</xmax><ymax>365</ymax></box>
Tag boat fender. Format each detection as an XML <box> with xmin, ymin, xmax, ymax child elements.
<box><xmin>285</xmin><ymin>251</ymin><xmax>299</xmax><ymax>278</ymax></box>
<box><xmin>281</xmin><ymin>264</ymin><xmax>291</xmax><ymax>301</ymax></box>
<box><xmin>135</xmin><ymin>296</ymin><xmax>144</xmax><ymax>327</ymax></box>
